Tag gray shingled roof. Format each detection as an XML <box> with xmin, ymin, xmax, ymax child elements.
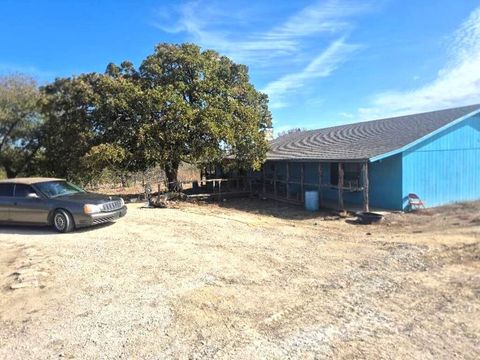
<box><xmin>268</xmin><ymin>104</ymin><xmax>480</xmax><ymax>161</ymax></box>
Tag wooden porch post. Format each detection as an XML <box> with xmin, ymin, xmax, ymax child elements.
<box><xmin>262</xmin><ymin>164</ymin><xmax>266</xmax><ymax>195</ymax></box>
<box><xmin>338</xmin><ymin>162</ymin><xmax>344</xmax><ymax>211</ymax></box>
<box><xmin>318</xmin><ymin>163</ymin><xmax>322</xmax><ymax>204</ymax></box>
<box><xmin>273</xmin><ymin>162</ymin><xmax>277</xmax><ymax>199</ymax></box>
<box><xmin>300</xmin><ymin>163</ymin><xmax>305</xmax><ymax>202</ymax></box>
<box><xmin>362</xmin><ymin>161</ymin><xmax>370</xmax><ymax>212</ymax></box>
<box><xmin>286</xmin><ymin>162</ymin><xmax>290</xmax><ymax>200</ymax></box>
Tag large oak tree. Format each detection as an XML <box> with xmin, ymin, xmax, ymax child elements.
<box><xmin>41</xmin><ymin>43</ymin><xmax>272</xmax><ymax>188</ymax></box>
<box><xmin>138</xmin><ymin>43</ymin><xmax>272</xmax><ymax>189</ymax></box>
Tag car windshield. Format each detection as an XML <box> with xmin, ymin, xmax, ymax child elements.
<box><xmin>35</xmin><ymin>181</ymin><xmax>85</xmax><ymax>198</ymax></box>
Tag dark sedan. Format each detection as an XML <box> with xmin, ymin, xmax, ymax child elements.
<box><xmin>0</xmin><ymin>178</ymin><xmax>127</xmax><ymax>232</ymax></box>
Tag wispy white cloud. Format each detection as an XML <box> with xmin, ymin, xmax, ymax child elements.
<box><xmin>339</xmin><ymin>111</ymin><xmax>355</xmax><ymax>119</ymax></box>
<box><xmin>359</xmin><ymin>5</ymin><xmax>480</xmax><ymax>120</ymax></box>
<box><xmin>264</xmin><ymin>0</ymin><xmax>370</xmax><ymax>41</ymax></box>
<box><xmin>153</xmin><ymin>0</ymin><xmax>369</xmax><ymax>114</ymax></box>
<box><xmin>152</xmin><ymin>1</ymin><xmax>294</xmax><ymax>64</ymax></box>
<box><xmin>153</xmin><ymin>0</ymin><xmax>368</xmax><ymax>65</ymax></box>
<box><xmin>262</xmin><ymin>38</ymin><xmax>361</xmax><ymax>108</ymax></box>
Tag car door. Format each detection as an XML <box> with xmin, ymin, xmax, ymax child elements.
<box><xmin>0</xmin><ymin>183</ymin><xmax>14</xmax><ymax>222</ymax></box>
<box><xmin>11</xmin><ymin>184</ymin><xmax>49</xmax><ymax>224</ymax></box>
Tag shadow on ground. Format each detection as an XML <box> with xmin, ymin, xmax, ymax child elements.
<box><xmin>213</xmin><ymin>197</ymin><xmax>342</xmax><ymax>221</ymax></box>
<box><xmin>0</xmin><ymin>222</ymin><xmax>114</xmax><ymax>236</ymax></box>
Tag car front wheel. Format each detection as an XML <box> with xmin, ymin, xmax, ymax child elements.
<box><xmin>53</xmin><ymin>209</ymin><xmax>75</xmax><ymax>233</ymax></box>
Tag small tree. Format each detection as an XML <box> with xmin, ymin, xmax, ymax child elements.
<box><xmin>0</xmin><ymin>74</ymin><xmax>43</xmax><ymax>178</ymax></box>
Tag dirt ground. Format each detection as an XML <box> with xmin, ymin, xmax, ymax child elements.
<box><xmin>0</xmin><ymin>199</ymin><xmax>479</xmax><ymax>359</ymax></box>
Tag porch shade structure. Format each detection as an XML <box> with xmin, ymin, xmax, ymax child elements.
<box><xmin>259</xmin><ymin>159</ymin><xmax>369</xmax><ymax>212</ymax></box>
<box><xmin>259</xmin><ymin>105</ymin><xmax>480</xmax><ymax>211</ymax></box>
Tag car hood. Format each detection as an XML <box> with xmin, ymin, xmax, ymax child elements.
<box><xmin>54</xmin><ymin>192</ymin><xmax>122</xmax><ymax>204</ymax></box>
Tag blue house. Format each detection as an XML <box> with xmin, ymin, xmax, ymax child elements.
<box><xmin>259</xmin><ymin>104</ymin><xmax>480</xmax><ymax>211</ymax></box>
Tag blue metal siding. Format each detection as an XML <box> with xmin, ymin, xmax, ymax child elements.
<box><xmin>369</xmin><ymin>154</ymin><xmax>403</xmax><ymax>210</ymax></box>
<box><xmin>402</xmin><ymin>114</ymin><xmax>480</xmax><ymax>208</ymax></box>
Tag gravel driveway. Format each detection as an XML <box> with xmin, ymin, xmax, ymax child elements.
<box><xmin>1</xmin><ymin>200</ymin><xmax>479</xmax><ymax>359</ymax></box>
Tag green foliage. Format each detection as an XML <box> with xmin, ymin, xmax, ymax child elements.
<box><xmin>138</xmin><ymin>43</ymin><xmax>272</xmax><ymax>186</ymax></box>
<box><xmin>39</xmin><ymin>43</ymin><xmax>272</xmax><ymax>187</ymax></box>
<box><xmin>91</xmin><ymin>69</ymin><xmax>152</xmax><ymax>172</ymax></box>
<box><xmin>81</xmin><ymin>143</ymin><xmax>128</xmax><ymax>182</ymax></box>
<box><xmin>0</xmin><ymin>74</ymin><xmax>43</xmax><ymax>178</ymax></box>
<box><xmin>40</xmin><ymin>75</ymin><xmax>100</xmax><ymax>182</ymax></box>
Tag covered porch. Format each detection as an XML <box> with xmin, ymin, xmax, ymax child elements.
<box><xmin>253</xmin><ymin>160</ymin><xmax>370</xmax><ymax>212</ymax></box>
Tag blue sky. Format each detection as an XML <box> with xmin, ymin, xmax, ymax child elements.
<box><xmin>1</xmin><ymin>1</ymin><xmax>480</xmax><ymax>133</ymax></box>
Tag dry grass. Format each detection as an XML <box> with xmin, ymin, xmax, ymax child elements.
<box><xmin>0</xmin><ymin>199</ymin><xmax>479</xmax><ymax>359</ymax></box>
<box><xmin>89</xmin><ymin>164</ymin><xmax>201</xmax><ymax>196</ymax></box>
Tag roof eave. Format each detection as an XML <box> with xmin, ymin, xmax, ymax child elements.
<box><xmin>265</xmin><ymin>157</ymin><xmax>369</xmax><ymax>163</ymax></box>
<box><xmin>369</xmin><ymin>107</ymin><xmax>480</xmax><ymax>162</ymax></box>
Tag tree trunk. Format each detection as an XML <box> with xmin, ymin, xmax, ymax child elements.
<box><xmin>5</xmin><ymin>166</ymin><xmax>17</xmax><ymax>179</ymax></box>
<box><xmin>120</xmin><ymin>174</ymin><xmax>127</xmax><ymax>188</ymax></box>
<box><xmin>2</xmin><ymin>157</ymin><xmax>17</xmax><ymax>179</ymax></box>
<box><xmin>164</xmin><ymin>159</ymin><xmax>182</xmax><ymax>192</ymax></box>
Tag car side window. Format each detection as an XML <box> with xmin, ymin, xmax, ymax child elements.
<box><xmin>14</xmin><ymin>184</ymin><xmax>37</xmax><ymax>198</ymax></box>
<box><xmin>0</xmin><ymin>183</ymin><xmax>14</xmax><ymax>197</ymax></box>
